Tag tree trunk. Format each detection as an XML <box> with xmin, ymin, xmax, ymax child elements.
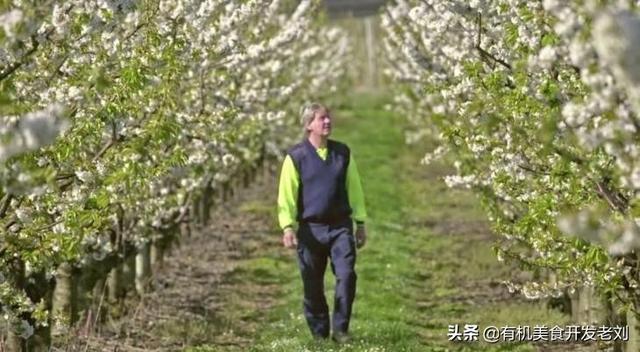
<box><xmin>191</xmin><ymin>193</ymin><xmax>202</xmax><ymax>229</ymax></box>
<box><xmin>24</xmin><ymin>271</ymin><xmax>52</xmax><ymax>352</ymax></box>
<box><xmin>180</xmin><ymin>221</ymin><xmax>191</xmax><ymax>239</ymax></box>
<box><xmin>24</xmin><ymin>319</ymin><xmax>50</xmax><ymax>352</ymax></box>
<box><xmin>625</xmin><ymin>307</ymin><xmax>640</xmax><ymax>352</ymax></box>
<box><xmin>243</xmin><ymin>168</ymin><xmax>251</xmax><ymax>188</ymax></box>
<box><xmin>122</xmin><ymin>253</ymin><xmax>136</xmax><ymax>294</ymax></box>
<box><xmin>90</xmin><ymin>277</ymin><xmax>107</xmax><ymax>329</ymax></box>
<box><xmin>4</xmin><ymin>259</ymin><xmax>25</xmax><ymax>351</ymax></box>
<box><xmin>546</xmin><ymin>272</ymin><xmax>571</xmax><ymax>314</ymax></box>
<box><xmin>151</xmin><ymin>237</ymin><xmax>165</xmax><ymax>270</ymax></box>
<box><xmin>570</xmin><ymin>286</ymin><xmax>582</xmax><ymax>324</ymax></box>
<box><xmin>135</xmin><ymin>241</ymin><xmax>152</xmax><ymax>295</ymax></box>
<box><xmin>223</xmin><ymin>182</ymin><xmax>231</xmax><ymax>202</ymax></box>
<box><xmin>248</xmin><ymin>165</ymin><xmax>256</xmax><ymax>185</ymax></box>
<box><xmin>107</xmin><ymin>264</ymin><xmax>124</xmax><ymax>302</ymax></box>
<box><xmin>605</xmin><ymin>298</ymin><xmax>625</xmax><ymax>352</ymax></box>
<box><xmin>51</xmin><ymin>262</ymin><xmax>76</xmax><ymax>336</ymax></box>
<box><xmin>571</xmin><ymin>285</ymin><xmax>606</xmax><ymax>325</ymax></box>
<box><xmin>5</xmin><ymin>329</ymin><xmax>23</xmax><ymax>352</ymax></box>
<box><xmin>201</xmin><ymin>183</ymin><xmax>213</xmax><ymax>226</ymax></box>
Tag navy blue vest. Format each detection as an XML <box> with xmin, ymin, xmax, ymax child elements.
<box><xmin>287</xmin><ymin>138</ymin><xmax>352</xmax><ymax>224</ymax></box>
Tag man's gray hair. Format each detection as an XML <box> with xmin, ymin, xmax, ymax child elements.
<box><xmin>299</xmin><ymin>102</ymin><xmax>328</xmax><ymax>137</ymax></box>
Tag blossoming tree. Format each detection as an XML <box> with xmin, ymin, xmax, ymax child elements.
<box><xmin>0</xmin><ymin>0</ymin><xmax>350</xmax><ymax>350</ymax></box>
<box><xmin>382</xmin><ymin>0</ymin><xmax>640</xmax><ymax>343</ymax></box>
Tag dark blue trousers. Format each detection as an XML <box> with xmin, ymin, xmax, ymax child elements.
<box><xmin>296</xmin><ymin>219</ymin><xmax>357</xmax><ymax>338</ymax></box>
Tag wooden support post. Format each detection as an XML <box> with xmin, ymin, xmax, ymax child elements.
<box><xmin>364</xmin><ymin>16</ymin><xmax>376</xmax><ymax>87</ymax></box>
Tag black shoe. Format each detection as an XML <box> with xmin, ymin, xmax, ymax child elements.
<box><xmin>313</xmin><ymin>334</ymin><xmax>329</xmax><ymax>341</ymax></box>
<box><xmin>332</xmin><ymin>331</ymin><xmax>352</xmax><ymax>344</ymax></box>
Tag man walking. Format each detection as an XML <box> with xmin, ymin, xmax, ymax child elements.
<box><xmin>277</xmin><ymin>102</ymin><xmax>367</xmax><ymax>343</ymax></box>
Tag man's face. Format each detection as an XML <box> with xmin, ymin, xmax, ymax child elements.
<box><xmin>307</xmin><ymin>108</ymin><xmax>332</xmax><ymax>137</ymax></box>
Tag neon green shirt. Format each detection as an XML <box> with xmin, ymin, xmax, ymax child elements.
<box><xmin>277</xmin><ymin>144</ymin><xmax>367</xmax><ymax>230</ymax></box>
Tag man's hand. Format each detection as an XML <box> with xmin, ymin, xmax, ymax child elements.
<box><xmin>355</xmin><ymin>225</ymin><xmax>366</xmax><ymax>249</ymax></box>
<box><xmin>282</xmin><ymin>227</ymin><xmax>297</xmax><ymax>249</ymax></box>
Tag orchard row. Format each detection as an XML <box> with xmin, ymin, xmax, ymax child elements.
<box><xmin>0</xmin><ymin>0</ymin><xmax>349</xmax><ymax>349</ymax></box>
<box><xmin>382</xmin><ymin>0</ymin><xmax>640</xmax><ymax>338</ymax></box>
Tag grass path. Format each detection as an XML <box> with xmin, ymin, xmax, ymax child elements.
<box><xmin>186</xmin><ymin>93</ymin><xmax>587</xmax><ymax>352</ymax></box>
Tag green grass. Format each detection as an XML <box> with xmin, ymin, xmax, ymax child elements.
<box><xmin>185</xmin><ymin>92</ymin><xmax>570</xmax><ymax>352</ymax></box>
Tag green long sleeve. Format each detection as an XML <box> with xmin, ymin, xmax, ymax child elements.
<box><xmin>277</xmin><ymin>155</ymin><xmax>299</xmax><ymax>230</ymax></box>
<box><xmin>277</xmin><ymin>146</ymin><xmax>368</xmax><ymax>230</ymax></box>
<box><xmin>346</xmin><ymin>156</ymin><xmax>367</xmax><ymax>223</ymax></box>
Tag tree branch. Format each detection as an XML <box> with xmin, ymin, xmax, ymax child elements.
<box><xmin>124</xmin><ymin>22</ymin><xmax>147</xmax><ymax>42</ymax></box>
<box><xmin>92</xmin><ymin>121</ymin><xmax>120</xmax><ymax>162</ymax></box>
<box><xmin>0</xmin><ymin>27</ymin><xmax>55</xmax><ymax>83</ymax></box>
<box><xmin>593</xmin><ymin>178</ymin><xmax>628</xmax><ymax>214</ymax></box>
<box><xmin>0</xmin><ymin>194</ymin><xmax>13</xmax><ymax>218</ymax></box>
<box><xmin>475</xmin><ymin>13</ymin><xmax>511</xmax><ymax>71</ymax></box>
